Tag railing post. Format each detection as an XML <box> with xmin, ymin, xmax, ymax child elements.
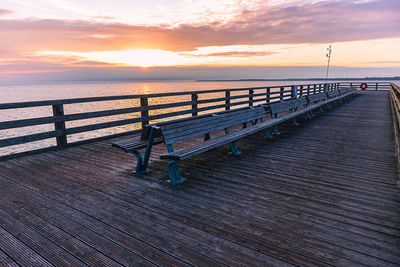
<box><xmin>350</xmin><ymin>82</ymin><xmax>353</xmax><ymax>88</ymax></box>
<box><xmin>376</xmin><ymin>83</ymin><xmax>378</xmax><ymax>90</ymax></box>
<box><xmin>52</xmin><ymin>104</ymin><xmax>67</xmax><ymax>148</ymax></box>
<box><xmin>191</xmin><ymin>93</ymin><xmax>198</xmax><ymax>116</ymax></box>
<box><xmin>140</xmin><ymin>96</ymin><xmax>149</xmax><ymax>129</ymax></box>
<box><xmin>307</xmin><ymin>85</ymin><xmax>310</xmax><ymax>95</ymax></box>
<box><xmin>225</xmin><ymin>90</ymin><xmax>230</xmax><ymax>111</ymax></box>
<box><xmin>266</xmin><ymin>87</ymin><xmax>270</xmax><ymax>103</ymax></box>
<box><xmin>313</xmin><ymin>85</ymin><xmax>316</xmax><ymax>94</ymax></box>
<box><xmin>319</xmin><ymin>84</ymin><xmax>322</xmax><ymax>93</ymax></box>
<box><xmin>291</xmin><ymin>85</ymin><xmax>298</xmax><ymax>98</ymax></box>
<box><xmin>280</xmin><ymin>87</ymin><xmax>284</xmax><ymax>101</ymax></box>
<box><xmin>249</xmin><ymin>89</ymin><xmax>254</xmax><ymax>107</ymax></box>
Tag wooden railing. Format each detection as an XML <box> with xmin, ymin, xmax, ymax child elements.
<box><xmin>0</xmin><ymin>81</ymin><xmax>353</xmax><ymax>158</ymax></box>
<box><xmin>389</xmin><ymin>83</ymin><xmax>400</xmax><ymax>165</ymax></box>
<box><xmin>340</xmin><ymin>82</ymin><xmax>391</xmax><ymax>90</ymax></box>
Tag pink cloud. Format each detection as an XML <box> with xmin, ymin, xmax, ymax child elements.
<box><xmin>180</xmin><ymin>51</ymin><xmax>276</xmax><ymax>57</ymax></box>
<box><xmin>0</xmin><ymin>0</ymin><xmax>399</xmax><ymax>55</ymax></box>
<box><xmin>0</xmin><ymin>9</ymin><xmax>13</xmax><ymax>17</ymax></box>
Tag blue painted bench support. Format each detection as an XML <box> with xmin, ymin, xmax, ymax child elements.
<box><xmin>112</xmin><ymin>128</ymin><xmax>162</xmax><ymax>174</ymax></box>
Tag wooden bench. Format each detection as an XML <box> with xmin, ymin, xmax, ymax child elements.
<box><xmin>112</xmin><ymin>107</ymin><xmax>253</xmax><ymax>174</ymax></box>
<box><xmin>347</xmin><ymin>87</ymin><xmax>358</xmax><ymax>96</ymax></box>
<box><xmin>157</xmin><ymin>106</ymin><xmax>273</xmax><ymax>184</ymax></box>
<box><xmin>306</xmin><ymin>92</ymin><xmax>328</xmax><ymax>114</ymax></box>
<box><xmin>265</xmin><ymin>97</ymin><xmax>310</xmax><ymax>135</ymax></box>
<box><xmin>326</xmin><ymin>88</ymin><xmax>356</xmax><ymax>107</ymax></box>
<box><xmin>112</xmin><ymin>135</ymin><xmax>164</xmax><ymax>174</ymax></box>
<box><xmin>338</xmin><ymin>88</ymin><xmax>351</xmax><ymax>100</ymax></box>
<box><xmin>326</xmin><ymin>89</ymin><xmax>343</xmax><ymax>108</ymax></box>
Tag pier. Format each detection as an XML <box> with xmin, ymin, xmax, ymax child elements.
<box><xmin>0</xmin><ymin>83</ymin><xmax>399</xmax><ymax>266</ymax></box>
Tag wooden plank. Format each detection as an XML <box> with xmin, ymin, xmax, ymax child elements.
<box><xmin>0</xmin><ymin>175</ymin><xmax>189</xmax><ymax>267</ymax></box>
<box><xmin>0</xmin><ymin>169</ymin><xmax>256</xmax><ymax>266</ymax></box>
<box><xmin>0</xmin><ymin>248</ymin><xmax>18</xmax><ymax>267</ymax></box>
<box><xmin>32</xmin><ymin>142</ymin><xmax>398</xmax><ymax>266</ymax></box>
<box><xmin>0</xmin><ymin>225</ymin><xmax>53</xmax><ymax>266</ymax></box>
<box><xmin>0</xmin><ymin>207</ymin><xmax>87</xmax><ymax>266</ymax></box>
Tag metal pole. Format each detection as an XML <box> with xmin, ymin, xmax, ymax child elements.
<box><xmin>325</xmin><ymin>45</ymin><xmax>332</xmax><ymax>83</ymax></box>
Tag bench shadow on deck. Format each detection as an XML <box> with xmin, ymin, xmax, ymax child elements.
<box><xmin>0</xmin><ymin>91</ymin><xmax>399</xmax><ymax>266</ymax></box>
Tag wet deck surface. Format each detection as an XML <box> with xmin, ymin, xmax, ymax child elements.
<box><xmin>0</xmin><ymin>91</ymin><xmax>399</xmax><ymax>266</ymax></box>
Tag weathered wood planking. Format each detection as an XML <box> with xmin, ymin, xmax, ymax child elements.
<box><xmin>0</xmin><ymin>90</ymin><xmax>399</xmax><ymax>266</ymax></box>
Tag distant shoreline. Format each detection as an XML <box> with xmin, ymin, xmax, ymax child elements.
<box><xmin>196</xmin><ymin>77</ymin><xmax>400</xmax><ymax>82</ymax></box>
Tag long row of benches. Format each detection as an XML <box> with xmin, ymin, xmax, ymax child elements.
<box><xmin>113</xmin><ymin>87</ymin><xmax>358</xmax><ymax>184</ymax></box>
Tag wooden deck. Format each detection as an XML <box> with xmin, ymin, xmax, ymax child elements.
<box><xmin>0</xmin><ymin>91</ymin><xmax>399</xmax><ymax>266</ymax></box>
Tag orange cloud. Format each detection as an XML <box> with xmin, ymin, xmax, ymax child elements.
<box><xmin>1</xmin><ymin>0</ymin><xmax>399</xmax><ymax>56</ymax></box>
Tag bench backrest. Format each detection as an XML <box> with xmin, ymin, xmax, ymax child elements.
<box><xmin>141</xmin><ymin>106</ymin><xmax>252</xmax><ymax>140</ymax></box>
<box><xmin>306</xmin><ymin>93</ymin><xmax>327</xmax><ymax>104</ymax></box>
<box><xmin>338</xmin><ymin>88</ymin><xmax>348</xmax><ymax>95</ymax></box>
<box><xmin>160</xmin><ymin>106</ymin><xmax>266</xmax><ymax>145</ymax></box>
<box><xmin>326</xmin><ymin>90</ymin><xmax>339</xmax><ymax>98</ymax></box>
<box><xmin>268</xmin><ymin>97</ymin><xmax>308</xmax><ymax>116</ymax></box>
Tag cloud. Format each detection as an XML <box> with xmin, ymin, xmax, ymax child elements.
<box><xmin>0</xmin><ymin>9</ymin><xmax>13</xmax><ymax>17</ymax></box>
<box><xmin>180</xmin><ymin>51</ymin><xmax>276</xmax><ymax>57</ymax></box>
<box><xmin>2</xmin><ymin>65</ymin><xmax>400</xmax><ymax>85</ymax></box>
<box><xmin>0</xmin><ymin>0</ymin><xmax>399</xmax><ymax>56</ymax></box>
<box><xmin>90</xmin><ymin>15</ymin><xmax>115</xmax><ymax>20</ymax></box>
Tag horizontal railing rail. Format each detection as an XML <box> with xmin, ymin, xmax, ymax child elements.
<box><xmin>0</xmin><ymin>81</ymin><xmax>367</xmax><ymax>158</ymax></box>
<box><xmin>339</xmin><ymin>82</ymin><xmax>391</xmax><ymax>90</ymax></box>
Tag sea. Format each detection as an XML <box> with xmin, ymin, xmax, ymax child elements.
<box><xmin>0</xmin><ymin>79</ymin><xmax>394</xmax><ymax>156</ymax></box>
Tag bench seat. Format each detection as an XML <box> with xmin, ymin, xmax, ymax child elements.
<box><xmin>160</xmin><ymin>117</ymin><xmax>281</xmax><ymax>161</ymax></box>
<box><xmin>112</xmin><ymin>137</ymin><xmax>163</xmax><ymax>152</ymax></box>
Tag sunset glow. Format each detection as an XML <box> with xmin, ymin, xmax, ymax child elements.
<box><xmin>1</xmin><ymin>0</ymin><xmax>399</xmax><ymax>83</ymax></box>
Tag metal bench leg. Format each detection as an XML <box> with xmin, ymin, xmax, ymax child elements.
<box><xmin>305</xmin><ymin>112</ymin><xmax>312</xmax><ymax>119</ymax></box>
<box><xmin>264</xmin><ymin>128</ymin><xmax>273</xmax><ymax>139</ymax></box>
<box><xmin>319</xmin><ymin>106</ymin><xmax>324</xmax><ymax>113</ymax></box>
<box><xmin>133</xmin><ymin>126</ymin><xmax>155</xmax><ymax>174</ymax></box>
<box><xmin>130</xmin><ymin>151</ymin><xmax>148</xmax><ymax>174</ymax></box>
<box><xmin>273</xmin><ymin>125</ymin><xmax>280</xmax><ymax>135</ymax></box>
<box><xmin>225</xmin><ymin>128</ymin><xmax>241</xmax><ymax>155</ymax></box>
<box><xmin>229</xmin><ymin>141</ymin><xmax>241</xmax><ymax>156</ymax></box>
<box><xmin>167</xmin><ymin>160</ymin><xmax>185</xmax><ymax>184</ymax></box>
<box><xmin>292</xmin><ymin>118</ymin><xmax>299</xmax><ymax>126</ymax></box>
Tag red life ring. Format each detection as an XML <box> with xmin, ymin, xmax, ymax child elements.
<box><xmin>360</xmin><ymin>83</ymin><xmax>368</xmax><ymax>90</ymax></box>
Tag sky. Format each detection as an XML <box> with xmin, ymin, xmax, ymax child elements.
<box><xmin>0</xmin><ymin>0</ymin><xmax>399</xmax><ymax>83</ymax></box>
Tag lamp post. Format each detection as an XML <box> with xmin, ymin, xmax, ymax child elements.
<box><xmin>325</xmin><ymin>45</ymin><xmax>332</xmax><ymax>83</ymax></box>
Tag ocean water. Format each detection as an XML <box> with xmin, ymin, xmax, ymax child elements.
<box><xmin>0</xmin><ymin>79</ymin><xmax>391</xmax><ymax>156</ymax></box>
